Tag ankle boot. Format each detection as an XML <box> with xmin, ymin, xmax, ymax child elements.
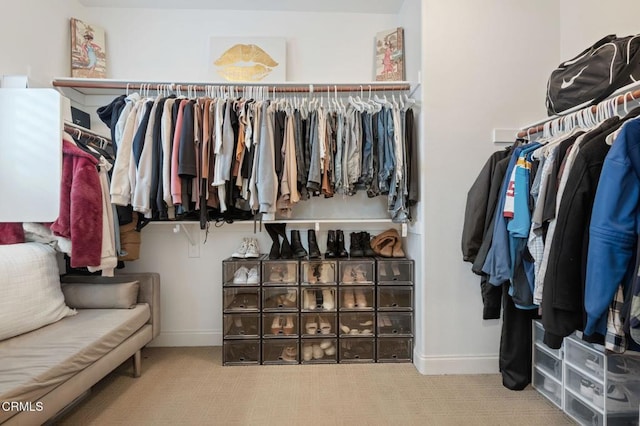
<box><xmin>336</xmin><ymin>230</ymin><xmax>348</xmax><ymax>258</ymax></box>
<box><xmin>264</xmin><ymin>224</ymin><xmax>281</xmax><ymax>259</ymax></box>
<box><xmin>275</xmin><ymin>224</ymin><xmax>293</xmax><ymax>259</ymax></box>
<box><xmin>361</xmin><ymin>231</ymin><xmax>375</xmax><ymax>257</ymax></box>
<box><xmin>350</xmin><ymin>232</ymin><xmax>364</xmax><ymax>258</ymax></box>
<box><xmin>307</xmin><ymin>229</ymin><xmax>322</xmax><ymax>259</ymax></box>
<box><xmin>291</xmin><ymin>230</ymin><xmax>308</xmax><ymax>259</ymax></box>
<box><xmin>325</xmin><ymin>230</ymin><xmax>337</xmax><ymax>258</ymax></box>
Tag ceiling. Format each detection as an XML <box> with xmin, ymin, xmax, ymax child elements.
<box><xmin>78</xmin><ymin>0</ymin><xmax>406</xmax><ymax>14</ymax></box>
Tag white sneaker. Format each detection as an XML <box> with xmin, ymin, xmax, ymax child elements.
<box><xmin>233</xmin><ymin>266</ymin><xmax>249</xmax><ymax>284</ymax></box>
<box><xmin>232</xmin><ymin>238</ymin><xmax>248</xmax><ymax>258</ymax></box>
<box><xmin>246</xmin><ymin>267</ymin><xmax>259</xmax><ymax>284</ymax></box>
<box><xmin>245</xmin><ymin>238</ymin><xmax>260</xmax><ymax>258</ymax></box>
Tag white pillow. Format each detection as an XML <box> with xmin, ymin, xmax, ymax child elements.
<box><xmin>0</xmin><ymin>243</ymin><xmax>76</xmax><ymax>341</ymax></box>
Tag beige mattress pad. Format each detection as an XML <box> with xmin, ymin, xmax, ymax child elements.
<box><xmin>0</xmin><ymin>304</ymin><xmax>150</xmax><ymax>402</ymax></box>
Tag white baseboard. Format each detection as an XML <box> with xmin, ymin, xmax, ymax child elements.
<box><xmin>148</xmin><ymin>330</ymin><xmax>222</xmax><ymax>347</ymax></box>
<box><xmin>413</xmin><ymin>350</ymin><xmax>499</xmax><ymax>375</ymax></box>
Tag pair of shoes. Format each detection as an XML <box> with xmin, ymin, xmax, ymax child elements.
<box><xmin>280</xmin><ymin>346</ymin><xmax>297</xmax><ymax>362</ymax></box>
<box><xmin>291</xmin><ymin>229</ymin><xmax>322</xmax><ymax>259</ymax></box>
<box><xmin>264</xmin><ymin>223</ymin><xmax>293</xmax><ymax>259</ymax></box>
<box><xmin>268</xmin><ymin>265</ymin><xmax>293</xmax><ymax>282</ymax></box>
<box><xmin>305</xmin><ymin>315</ymin><xmax>332</xmax><ymax>335</ymax></box>
<box><xmin>342</xmin><ymin>288</ymin><xmax>368</xmax><ymax>308</ymax></box>
<box><xmin>607</xmin><ymin>356</ymin><xmax>640</xmax><ymax>380</ymax></box>
<box><xmin>303</xmin><ymin>289</ymin><xmax>335</xmax><ymax>310</ymax></box>
<box><xmin>325</xmin><ymin>230</ymin><xmax>348</xmax><ymax>258</ymax></box>
<box><xmin>232</xmin><ymin>237</ymin><xmax>260</xmax><ymax>258</ymax></box>
<box><xmin>269</xmin><ymin>289</ymin><xmax>297</xmax><ymax>308</ymax></box>
<box><xmin>592</xmin><ymin>383</ymin><xmax>639</xmax><ymax>411</ymax></box>
<box><xmin>233</xmin><ymin>266</ymin><xmax>259</xmax><ymax>284</ymax></box>
<box><xmin>270</xmin><ymin>315</ymin><xmax>296</xmax><ymax>335</ymax></box>
<box><xmin>339</xmin><ymin>320</ymin><xmax>373</xmax><ymax>335</ymax></box>
<box><xmin>230</xmin><ymin>293</ymin><xmax>258</xmax><ymax>310</ymax></box>
<box><xmin>341</xmin><ymin>265</ymin><xmax>369</xmax><ymax>283</ymax></box>
<box><xmin>306</xmin><ymin>263</ymin><xmax>335</xmax><ymax>284</ymax></box>
<box><xmin>348</xmin><ymin>231</ymin><xmax>376</xmax><ymax>258</ymax></box>
<box><xmin>302</xmin><ymin>340</ymin><xmax>336</xmax><ymax>361</ymax></box>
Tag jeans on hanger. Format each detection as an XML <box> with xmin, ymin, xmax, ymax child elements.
<box><xmin>307</xmin><ymin>111</ymin><xmax>321</xmax><ymax>192</ymax></box>
<box><xmin>367</xmin><ymin>111</ymin><xmax>381</xmax><ymax>198</ymax></box>
<box><xmin>294</xmin><ymin>110</ymin><xmax>306</xmax><ymax>187</ymax></box>
<box><xmin>361</xmin><ymin>111</ymin><xmax>374</xmax><ymax>186</ymax></box>
<box><xmin>334</xmin><ymin>113</ymin><xmax>345</xmax><ymax>193</ymax></box>
<box><xmin>378</xmin><ymin>107</ymin><xmax>395</xmax><ymax>194</ymax></box>
<box><xmin>345</xmin><ymin>108</ymin><xmax>361</xmax><ymax>193</ymax></box>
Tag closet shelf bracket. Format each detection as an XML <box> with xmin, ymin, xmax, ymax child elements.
<box><xmin>173</xmin><ymin>224</ymin><xmax>196</xmax><ymax>246</ymax></box>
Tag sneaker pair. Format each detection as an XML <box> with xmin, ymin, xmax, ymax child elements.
<box><xmin>233</xmin><ymin>266</ymin><xmax>259</xmax><ymax>284</ymax></box>
<box><xmin>232</xmin><ymin>238</ymin><xmax>260</xmax><ymax>258</ymax></box>
<box><xmin>592</xmin><ymin>383</ymin><xmax>639</xmax><ymax>412</ymax></box>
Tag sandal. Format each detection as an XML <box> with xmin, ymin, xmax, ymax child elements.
<box><xmin>318</xmin><ymin>316</ymin><xmax>332</xmax><ymax>334</ymax></box>
<box><xmin>271</xmin><ymin>316</ymin><xmax>282</xmax><ymax>335</ymax></box>
<box><xmin>305</xmin><ymin>318</ymin><xmax>318</xmax><ymax>335</ymax></box>
<box><xmin>281</xmin><ymin>346</ymin><xmax>297</xmax><ymax>362</ymax></box>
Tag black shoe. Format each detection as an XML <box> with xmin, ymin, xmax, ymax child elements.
<box><xmin>291</xmin><ymin>230</ymin><xmax>308</xmax><ymax>259</ymax></box>
<box><xmin>325</xmin><ymin>230</ymin><xmax>337</xmax><ymax>258</ymax></box>
<box><xmin>361</xmin><ymin>231</ymin><xmax>375</xmax><ymax>257</ymax></box>
<box><xmin>350</xmin><ymin>232</ymin><xmax>364</xmax><ymax>257</ymax></box>
<box><xmin>264</xmin><ymin>223</ymin><xmax>280</xmax><ymax>259</ymax></box>
<box><xmin>336</xmin><ymin>230</ymin><xmax>349</xmax><ymax>258</ymax></box>
<box><xmin>275</xmin><ymin>223</ymin><xmax>293</xmax><ymax>259</ymax></box>
<box><xmin>308</xmin><ymin>229</ymin><xmax>322</xmax><ymax>259</ymax></box>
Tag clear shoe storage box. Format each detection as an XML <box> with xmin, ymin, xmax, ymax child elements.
<box><xmin>301</xmin><ymin>260</ymin><xmax>337</xmax><ymax>284</ymax></box>
<box><xmin>376</xmin><ymin>259</ymin><xmax>413</xmax><ymax>284</ymax></box>
<box><xmin>262</xmin><ymin>260</ymin><xmax>298</xmax><ymax>285</ymax></box>
<box><xmin>263</xmin><ymin>287</ymin><xmax>299</xmax><ymax>311</ymax></box>
<box><xmin>224</xmin><ymin>340</ymin><xmax>260</xmax><ymax>365</ymax></box>
<box><xmin>339</xmin><ymin>286</ymin><xmax>374</xmax><ymax>310</ymax></box>
<box><xmin>301</xmin><ymin>287</ymin><xmax>337</xmax><ymax>311</ymax></box>
<box><xmin>301</xmin><ymin>338</ymin><xmax>338</xmax><ymax>363</ymax></box>
<box><xmin>301</xmin><ymin>312</ymin><xmax>337</xmax><ymax>337</ymax></box>
<box><xmin>262</xmin><ymin>339</ymin><xmax>299</xmax><ymax>364</ymax></box>
<box><xmin>338</xmin><ymin>259</ymin><xmax>375</xmax><ymax>284</ymax></box>
<box><xmin>339</xmin><ymin>338</ymin><xmax>375</xmax><ymax>363</ymax></box>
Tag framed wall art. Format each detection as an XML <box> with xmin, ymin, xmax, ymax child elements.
<box><xmin>375</xmin><ymin>27</ymin><xmax>405</xmax><ymax>81</ymax></box>
<box><xmin>209</xmin><ymin>37</ymin><xmax>287</xmax><ymax>82</ymax></box>
<box><xmin>70</xmin><ymin>18</ymin><xmax>107</xmax><ymax>79</ymax></box>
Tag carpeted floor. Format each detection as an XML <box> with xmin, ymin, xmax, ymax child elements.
<box><xmin>55</xmin><ymin>347</ymin><xmax>574</xmax><ymax>425</ymax></box>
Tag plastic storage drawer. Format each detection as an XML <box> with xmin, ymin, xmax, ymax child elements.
<box><xmin>377</xmin><ymin>337</ymin><xmax>412</xmax><ymax>362</ymax></box>
<box><xmin>565</xmin><ymin>389</ymin><xmax>604</xmax><ymax>426</ymax></box>
<box><xmin>223</xmin><ymin>313</ymin><xmax>260</xmax><ymax>339</ymax></box>
<box><xmin>223</xmin><ymin>287</ymin><xmax>260</xmax><ymax>312</ymax></box>
<box><xmin>262</xmin><ymin>260</ymin><xmax>298</xmax><ymax>285</ymax></box>
<box><xmin>301</xmin><ymin>312</ymin><xmax>337</xmax><ymax>337</ymax></box>
<box><xmin>301</xmin><ymin>338</ymin><xmax>337</xmax><ymax>363</ymax></box>
<box><xmin>534</xmin><ymin>345</ymin><xmax>562</xmax><ymax>381</ymax></box>
<box><xmin>533</xmin><ymin>320</ymin><xmax>562</xmax><ymax>357</ymax></box>
<box><xmin>339</xmin><ymin>286</ymin><xmax>374</xmax><ymax>310</ymax></box>
<box><xmin>376</xmin><ymin>259</ymin><xmax>413</xmax><ymax>284</ymax></box>
<box><xmin>262</xmin><ymin>338</ymin><xmax>299</xmax><ymax>364</ymax></box>
<box><xmin>565</xmin><ymin>364</ymin><xmax>605</xmax><ymax>409</ymax></box>
<box><xmin>263</xmin><ymin>287</ymin><xmax>299</xmax><ymax>311</ymax></box>
<box><xmin>339</xmin><ymin>338</ymin><xmax>375</xmax><ymax>363</ymax></box>
<box><xmin>223</xmin><ymin>259</ymin><xmax>262</xmax><ymax>286</ymax></box>
<box><xmin>377</xmin><ymin>312</ymin><xmax>413</xmax><ymax>336</ymax></box>
<box><xmin>338</xmin><ymin>312</ymin><xmax>375</xmax><ymax>337</ymax></box>
<box><xmin>223</xmin><ymin>340</ymin><xmax>260</xmax><ymax>365</ymax></box>
<box><xmin>338</xmin><ymin>259</ymin><xmax>375</xmax><ymax>284</ymax></box>
<box><xmin>301</xmin><ymin>287</ymin><xmax>337</xmax><ymax>311</ymax></box>
<box><xmin>377</xmin><ymin>286</ymin><xmax>413</xmax><ymax>310</ymax></box>
<box><xmin>301</xmin><ymin>260</ymin><xmax>337</xmax><ymax>285</ymax></box>
<box><xmin>263</xmin><ymin>313</ymin><xmax>299</xmax><ymax>338</ymax></box>
<box><xmin>565</xmin><ymin>336</ymin><xmax>604</xmax><ymax>380</ymax></box>
<box><xmin>533</xmin><ymin>367</ymin><xmax>562</xmax><ymax>408</ymax></box>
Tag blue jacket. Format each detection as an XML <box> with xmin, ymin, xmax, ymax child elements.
<box><xmin>584</xmin><ymin>117</ymin><xmax>640</xmax><ymax>338</ymax></box>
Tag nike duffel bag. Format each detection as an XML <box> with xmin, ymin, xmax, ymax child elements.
<box><xmin>546</xmin><ymin>34</ymin><xmax>640</xmax><ymax>116</ymax></box>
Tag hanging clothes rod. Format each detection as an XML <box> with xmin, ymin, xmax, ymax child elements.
<box><xmin>64</xmin><ymin>122</ymin><xmax>111</xmax><ymax>145</ymax></box>
<box><xmin>517</xmin><ymin>87</ymin><xmax>640</xmax><ymax>138</ymax></box>
<box><xmin>52</xmin><ymin>78</ymin><xmax>411</xmax><ymax>94</ymax></box>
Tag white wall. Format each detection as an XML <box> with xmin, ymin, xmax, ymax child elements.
<box><xmin>0</xmin><ymin>0</ymin><xmax>86</xmax><ymax>85</ymax></box>
<box><xmin>419</xmin><ymin>0</ymin><xmax>560</xmax><ymax>374</ymax></box>
<box><xmin>560</xmin><ymin>0</ymin><xmax>640</xmax><ymax>59</ymax></box>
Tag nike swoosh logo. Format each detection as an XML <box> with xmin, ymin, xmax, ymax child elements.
<box><xmin>561</xmin><ymin>65</ymin><xmax>588</xmax><ymax>89</ymax></box>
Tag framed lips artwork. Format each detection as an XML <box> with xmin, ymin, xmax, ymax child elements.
<box><xmin>209</xmin><ymin>37</ymin><xmax>287</xmax><ymax>82</ymax></box>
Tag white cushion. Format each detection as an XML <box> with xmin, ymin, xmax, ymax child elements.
<box><xmin>0</xmin><ymin>243</ymin><xmax>76</xmax><ymax>341</ymax></box>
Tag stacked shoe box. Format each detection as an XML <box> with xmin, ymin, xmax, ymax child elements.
<box><xmin>261</xmin><ymin>259</ymin><xmax>300</xmax><ymax>364</ymax></box>
<box><xmin>222</xmin><ymin>256</ymin><xmax>265</xmax><ymax>365</ymax></box>
<box><xmin>532</xmin><ymin>320</ymin><xmax>640</xmax><ymax>425</ymax></box>
<box><xmin>338</xmin><ymin>259</ymin><xmax>376</xmax><ymax>363</ymax></box>
<box><xmin>532</xmin><ymin>320</ymin><xmax>563</xmax><ymax>408</ymax></box>
<box><xmin>222</xmin><ymin>256</ymin><xmax>414</xmax><ymax>365</ymax></box>
<box><xmin>376</xmin><ymin>258</ymin><xmax>414</xmax><ymax>362</ymax></box>
<box><xmin>300</xmin><ymin>260</ymin><xmax>338</xmax><ymax>363</ymax></box>
<box><xmin>563</xmin><ymin>335</ymin><xmax>640</xmax><ymax>425</ymax></box>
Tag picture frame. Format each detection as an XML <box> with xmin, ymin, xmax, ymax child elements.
<box><xmin>70</xmin><ymin>18</ymin><xmax>107</xmax><ymax>79</ymax></box>
<box><xmin>375</xmin><ymin>27</ymin><xmax>405</xmax><ymax>81</ymax></box>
